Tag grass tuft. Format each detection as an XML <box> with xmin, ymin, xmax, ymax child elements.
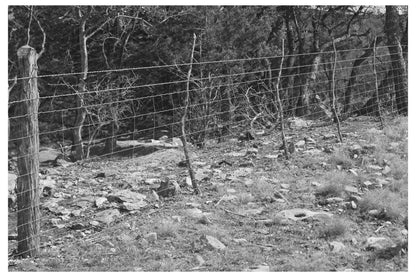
<box><xmin>359</xmin><ymin>189</ymin><xmax>407</xmax><ymax>221</ymax></box>
<box><xmin>317</xmin><ymin>218</ymin><xmax>347</xmax><ymax>239</ymax></box>
<box><xmin>328</xmin><ymin>149</ymin><xmax>354</xmax><ymax>169</ymax></box>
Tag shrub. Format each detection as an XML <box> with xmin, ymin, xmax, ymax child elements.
<box><xmin>317</xmin><ymin>218</ymin><xmax>347</xmax><ymax>239</ymax></box>
<box><xmin>328</xmin><ymin>149</ymin><xmax>354</xmax><ymax>169</ymax></box>
<box><xmin>359</xmin><ymin>189</ymin><xmax>407</xmax><ymax>221</ymax></box>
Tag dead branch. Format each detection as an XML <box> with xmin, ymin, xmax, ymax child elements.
<box><xmin>32</xmin><ymin>13</ymin><xmax>46</xmax><ymax>59</ymax></box>
<box><xmin>26</xmin><ymin>6</ymin><xmax>33</xmax><ymax>45</ymax></box>
<box><xmin>275</xmin><ymin>39</ymin><xmax>289</xmax><ymax>159</ymax></box>
<box><xmin>331</xmin><ymin>39</ymin><xmax>343</xmax><ymax>143</ymax></box>
<box><xmin>8</xmin><ymin>76</ymin><xmax>17</xmax><ymax>94</ymax></box>
<box><xmin>180</xmin><ymin>33</ymin><xmax>200</xmax><ymax>195</ymax></box>
<box><xmin>373</xmin><ymin>37</ymin><xmax>384</xmax><ymax>128</ymax></box>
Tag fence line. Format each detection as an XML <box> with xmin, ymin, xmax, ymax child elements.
<box><xmin>8</xmin><ymin>44</ymin><xmax>406</xmax><ymax>82</ymax></box>
<box><xmin>8</xmin><ymin>45</ymin><xmax>408</xmax><ymax>258</ymax></box>
<box><xmin>8</xmin><ymin>61</ymin><xmax>404</xmax><ymax>113</ymax></box>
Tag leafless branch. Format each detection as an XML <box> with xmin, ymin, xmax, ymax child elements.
<box><xmin>8</xmin><ymin>76</ymin><xmax>17</xmax><ymax>94</ymax></box>
<box><xmin>117</xmin><ymin>14</ymin><xmax>153</xmax><ymax>28</ymax></box>
<box><xmin>86</xmin><ymin>17</ymin><xmax>114</xmax><ymax>40</ymax></box>
<box><xmin>26</xmin><ymin>6</ymin><xmax>33</xmax><ymax>45</ymax></box>
<box><xmin>32</xmin><ymin>13</ymin><xmax>46</xmax><ymax>59</ymax></box>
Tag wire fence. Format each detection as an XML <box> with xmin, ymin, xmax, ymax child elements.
<box><xmin>8</xmin><ymin>44</ymin><xmax>408</xmax><ymax>258</ymax></box>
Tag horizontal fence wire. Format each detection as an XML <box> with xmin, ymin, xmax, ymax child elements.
<box><xmin>7</xmin><ymin>44</ymin><xmax>406</xmax><ymax>82</ymax></box>
<box><xmin>8</xmin><ymin>45</ymin><xmax>408</xmax><ymax>258</ymax></box>
<box><xmin>7</xmin><ymin>53</ymin><xmax>403</xmax><ymax>106</ymax></box>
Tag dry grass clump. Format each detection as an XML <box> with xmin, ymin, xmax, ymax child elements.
<box><xmin>317</xmin><ymin>218</ymin><xmax>348</xmax><ymax>239</ymax></box>
<box><xmin>328</xmin><ymin>149</ymin><xmax>354</xmax><ymax>169</ymax></box>
<box><xmin>155</xmin><ymin>220</ymin><xmax>180</xmax><ymax>238</ymax></box>
<box><xmin>359</xmin><ymin>189</ymin><xmax>407</xmax><ymax>221</ymax></box>
<box><xmin>314</xmin><ymin>171</ymin><xmax>354</xmax><ymax>197</ymax></box>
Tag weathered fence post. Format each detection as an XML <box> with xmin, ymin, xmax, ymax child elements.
<box><xmin>15</xmin><ymin>45</ymin><xmax>41</xmax><ymax>257</ymax></box>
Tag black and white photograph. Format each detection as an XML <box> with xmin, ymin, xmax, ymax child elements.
<box><xmin>6</xmin><ymin>2</ymin><xmax>410</xmax><ymax>272</ymax></box>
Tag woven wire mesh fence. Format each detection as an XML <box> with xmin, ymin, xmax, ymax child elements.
<box><xmin>8</xmin><ymin>44</ymin><xmax>407</xmax><ymax>258</ymax></box>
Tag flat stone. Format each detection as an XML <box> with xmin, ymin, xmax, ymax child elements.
<box><xmin>201</xmin><ymin>235</ymin><xmax>226</xmax><ymax>250</ymax></box>
<box><xmin>367</xmin><ymin>165</ymin><xmax>382</xmax><ymax>171</ymax></box>
<box><xmin>311</xmin><ymin>181</ymin><xmax>322</xmax><ymax>187</ymax></box>
<box><xmin>107</xmin><ymin>190</ymin><xmax>146</xmax><ymax>203</ymax></box>
<box><xmin>304</xmin><ymin>136</ymin><xmax>316</xmax><ymax>144</ymax></box>
<box><xmin>39</xmin><ymin>148</ymin><xmax>61</xmax><ymax>163</ymax></box>
<box><xmin>365</xmin><ymin>237</ymin><xmax>395</xmax><ymax>251</ymax></box>
<box><xmin>368</xmin><ymin>209</ymin><xmax>380</xmax><ymax>216</ymax></box>
<box><xmin>295</xmin><ymin>140</ymin><xmax>305</xmax><ymax>147</ymax></box>
<box><xmin>363</xmin><ymin>181</ymin><xmax>373</xmax><ymax>187</ymax></box>
<box><xmin>95</xmin><ymin>209</ymin><xmax>121</xmax><ymax>224</ymax></box>
<box><xmin>226</xmin><ymin>188</ymin><xmax>237</xmax><ymax>194</ymax></box>
<box><xmin>329</xmin><ymin>241</ymin><xmax>346</xmax><ymax>252</ymax></box>
<box><xmin>156</xmin><ymin>179</ymin><xmax>181</xmax><ymax>197</ymax></box>
<box><xmin>323</xmin><ymin>134</ymin><xmax>336</xmax><ymax>140</ymax></box>
<box><xmin>95</xmin><ymin>197</ymin><xmax>108</xmax><ymax>208</ymax></box>
<box><xmin>185</xmin><ymin>208</ymin><xmax>203</xmax><ymax>219</ymax></box>
<box><xmin>349</xmin><ymin>144</ymin><xmax>363</xmax><ymax>154</ymax></box>
<box><xmin>325</xmin><ymin>197</ymin><xmax>345</xmax><ymax>204</ymax></box>
<box><xmin>246</xmin><ymin>148</ymin><xmax>258</xmax><ymax>155</ymax></box>
<box><xmin>348</xmin><ymin>169</ymin><xmax>359</xmax><ymax>176</ymax></box>
<box><xmin>225</xmin><ymin>151</ymin><xmax>246</xmax><ymax>157</ymax></box>
<box><xmin>288</xmin><ymin>117</ymin><xmax>309</xmax><ymax>129</ymax></box>
<box><xmin>144</xmin><ymin>178</ymin><xmax>161</xmax><ymax>186</ymax></box>
<box><xmin>186</xmin><ymin>202</ymin><xmax>201</xmax><ymax>208</ymax></box>
<box><xmin>344</xmin><ymin>185</ymin><xmax>359</xmax><ymax>194</ymax></box>
<box><xmin>233</xmin><ymin>238</ymin><xmax>248</xmax><ymax>244</ymax></box>
<box><xmin>382</xmin><ymin>166</ymin><xmax>391</xmax><ymax>175</ymax></box>
<box><xmin>121</xmin><ymin>201</ymin><xmax>147</xmax><ymax>211</ymax></box>
<box><xmin>245</xmin><ymin>265</ymin><xmax>270</xmax><ymax>272</ymax></box>
<box><xmin>144</xmin><ymin>232</ymin><xmax>157</xmax><ymax>243</ymax></box>
<box><xmin>277</xmin><ymin>208</ymin><xmax>333</xmax><ymax>221</ymax></box>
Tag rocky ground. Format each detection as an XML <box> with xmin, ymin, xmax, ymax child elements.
<box><xmin>8</xmin><ymin>116</ymin><xmax>408</xmax><ymax>271</ymax></box>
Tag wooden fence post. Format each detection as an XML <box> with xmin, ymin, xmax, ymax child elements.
<box><xmin>15</xmin><ymin>45</ymin><xmax>41</xmax><ymax>257</ymax></box>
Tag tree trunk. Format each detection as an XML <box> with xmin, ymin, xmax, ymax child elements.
<box><xmin>355</xmin><ymin>69</ymin><xmax>394</xmax><ymax>116</ymax></box>
<box><xmin>104</xmin><ymin>121</ymin><xmax>118</xmax><ymax>153</ymax></box>
<box><xmin>282</xmin><ymin>7</ymin><xmax>296</xmax><ymax>112</ymax></box>
<box><xmin>343</xmin><ymin>38</ymin><xmax>381</xmax><ymax>114</ymax></box>
<box><xmin>15</xmin><ymin>46</ymin><xmax>40</xmax><ymax>257</ymax></box>
<box><xmin>72</xmin><ymin>11</ymin><xmax>89</xmax><ymax>160</ymax></box>
<box><xmin>385</xmin><ymin>6</ymin><xmax>408</xmax><ymax>115</ymax></box>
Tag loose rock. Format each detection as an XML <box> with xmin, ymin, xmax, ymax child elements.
<box><xmin>245</xmin><ymin>265</ymin><xmax>270</xmax><ymax>272</ymax></box>
<box><xmin>365</xmin><ymin>237</ymin><xmax>395</xmax><ymax>251</ymax></box>
<box><xmin>95</xmin><ymin>209</ymin><xmax>121</xmax><ymax>225</ymax></box>
<box><xmin>95</xmin><ymin>197</ymin><xmax>108</xmax><ymax>208</ymax></box>
<box><xmin>156</xmin><ymin>178</ymin><xmax>181</xmax><ymax>197</ymax></box>
<box><xmin>144</xmin><ymin>232</ymin><xmax>158</xmax><ymax>243</ymax></box>
<box><xmin>329</xmin><ymin>241</ymin><xmax>346</xmax><ymax>253</ymax></box>
<box><xmin>201</xmin><ymin>235</ymin><xmax>226</xmax><ymax>250</ymax></box>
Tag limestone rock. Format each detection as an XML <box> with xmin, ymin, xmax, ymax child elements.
<box><xmin>156</xmin><ymin>178</ymin><xmax>181</xmax><ymax>197</ymax></box>
<box><xmin>295</xmin><ymin>140</ymin><xmax>306</xmax><ymax>148</ymax></box>
<box><xmin>365</xmin><ymin>237</ymin><xmax>395</xmax><ymax>251</ymax></box>
<box><xmin>95</xmin><ymin>209</ymin><xmax>121</xmax><ymax>225</ymax></box>
<box><xmin>144</xmin><ymin>232</ymin><xmax>157</xmax><ymax>243</ymax></box>
<box><xmin>344</xmin><ymin>185</ymin><xmax>359</xmax><ymax>194</ymax></box>
<box><xmin>329</xmin><ymin>241</ymin><xmax>346</xmax><ymax>253</ymax></box>
<box><xmin>200</xmin><ymin>235</ymin><xmax>226</xmax><ymax>250</ymax></box>
<box><xmin>245</xmin><ymin>265</ymin><xmax>270</xmax><ymax>272</ymax></box>
<box><xmin>278</xmin><ymin>208</ymin><xmax>333</xmax><ymax>221</ymax></box>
